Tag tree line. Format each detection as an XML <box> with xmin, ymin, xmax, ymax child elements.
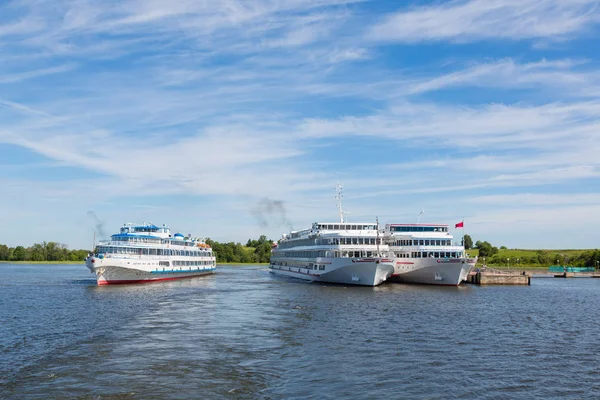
<box><xmin>0</xmin><ymin>242</ymin><xmax>90</xmax><ymax>262</ymax></box>
<box><xmin>0</xmin><ymin>236</ymin><xmax>275</xmax><ymax>264</ymax></box>
<box><xmin>462</xmin><ymin>235</ymin><xmax>600</xmax><ymax>268</ymax></box>
<box><xmin>205</xmin><ymin>235</ymin><xmax>273</xmax><ymax>263</ymax></box>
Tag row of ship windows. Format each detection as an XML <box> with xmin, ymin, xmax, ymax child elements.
<box><xmin>390</xmin><ymin>226</ymin><xmax>448</xmax><ymax>232</ymax></box>
<box><xmin>402</xmin><ymin>252</ymin><xmax>463</xmax><ymax>258</ymax></box>
<box><xmin>114</xmin><ymin>237</ymin><xmax>198</xmax><ymax>247</ymax></box>
<box><xmin>272</xmin><ymin>262</ymin><xmax>326</xmax><ymax>270</ymax></box>
<box><xmin>273</xmin><ymin>250</ymin><xmax>464</xmax><ymax>259</ymax></box>
<box><xmin>316</xmin><ymin>224</ymin><xmax>377</xmax><ymax>231</ymax></box>
<box><xmin>277</xmin><ymin>237</ymin><xmax>382</xmax><ymax>249</ymax></box>
<box><xmin>392</xmin><ymin>239</ymin><xmax>452</xmax><ymax>246</ymax></box>
<box><xmin>275</xmin><ymin>250</ymin><xmax>379</xmax><ymax>258</ymax></box>
<box><xmin>172</xmin><ymin>260</ymin><xmax>215</xmax><ymax>266</ymax></box>
<box><xmin>95</xmin><ymin>247</ymin><xmax>212</xmax><ymax>257</ymax></box>
<box><xmin>328</xmin><ymin>238</ymin><xmax>381</xmax><ymax>245</ymax></box>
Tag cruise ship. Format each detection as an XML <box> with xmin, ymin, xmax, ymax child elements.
<box><xmin>269</xmin><ymin>187</ymin><xmax>395</xmax><ymax>286</ymax></box>
<box><xmin>85</xmin><ymin>223</ymin><xmax>216</xmax><ymax>285</ymax></box>
<box><xmin>384</xmin><ymin>223</ymin><xmax>476</xmax><ymax>286</ymax></box>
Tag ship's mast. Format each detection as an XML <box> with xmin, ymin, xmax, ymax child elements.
<box><xmin>416</xmin><ymin>209</ymin><xmax>424</xmax><ymax>224</ymax></box>
<box><xmin>335</xmin><ymin>184</ymin><xmax>344</xmax><ymax>223</ymax></box>
<box><xmin>376</xmin><ymin>216</ymin><xmax>380</xmax><ymax>256</ymax></box>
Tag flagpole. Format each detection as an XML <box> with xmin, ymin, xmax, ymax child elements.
<box><xmin>462</xmin><ymin>217</ymin><xmax>465</xmax><ymax>259</ymax></box>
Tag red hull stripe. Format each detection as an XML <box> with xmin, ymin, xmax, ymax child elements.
<box><xmin>98</xmin><ymin>273</ymin><xmax>213</xmax><ymax>286</ymax></box>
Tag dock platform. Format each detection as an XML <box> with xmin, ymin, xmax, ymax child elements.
<box><xmin>466</xmin><ymin>270</ymin><xmax>530</xmax><ymax>285</ymax></box>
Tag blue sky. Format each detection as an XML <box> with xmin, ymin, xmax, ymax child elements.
<box><xmin>1</xmin><ymin>0</ymin><xmax>600</xmax><ymax>250</ymax></box>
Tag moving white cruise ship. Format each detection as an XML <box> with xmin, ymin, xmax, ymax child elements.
<box><xmin>269</xmin><ymin>187</ymin><xmax>395</xmax><ymax>286</ymax></box>
<box><xmin>85</xmin><ymin>223</ymin><xmax>216</xmax><ymax>285</ymax></box>
<box><xmin>384</xmin><ymin>223</ymin><xmax>476</xmax><ymax>286</ymax></box>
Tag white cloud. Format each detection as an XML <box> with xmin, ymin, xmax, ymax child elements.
<box><xmin>369</xmin><ymin>0</ymin><xmax>600</xmax><ymax>43</ymax></box>
<box><xmin>468</xmin><ymin>193</ymin><xmax>600</xmax><ymax>206</ymax></box>
<box><xmin>407</xmin><ymin>58</ymin><xmax>594</xmax><ymax>95</ymax></box>
<box><xmin>0</xmin><ymin>64</ymin><xmax>77</xmax><ymax>84</ymax></box>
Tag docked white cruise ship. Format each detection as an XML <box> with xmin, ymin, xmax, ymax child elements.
<box><xmin>85</xmin><ymin>223</ymin><xmax>216</xmax><ymax>285</ymax></box>
<box><xmin>269</xmin><ymin>187</ymin><xmax>395</xmax><ymax>286</ymax></box>
<box><xmin>384</xmin><ymin>223</ymin><xmax>476</xmax><ymax>286</ymax></box>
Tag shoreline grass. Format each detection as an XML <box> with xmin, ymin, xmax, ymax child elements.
<box><xmin>218</xmin><ymin>262</ymin><xmax>268</xmax><ymax>266</ymax></box>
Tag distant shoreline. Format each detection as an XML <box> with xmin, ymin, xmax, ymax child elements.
<box><xmin>0</xmin><ymin>261</ymin><xmax>83</xmax><ymax>265</ymax></box>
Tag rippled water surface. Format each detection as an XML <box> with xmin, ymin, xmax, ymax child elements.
<box><xmin>2</xmin><ymin>264</ymin><xmax>600</xmax><ymax>399</ymax></box>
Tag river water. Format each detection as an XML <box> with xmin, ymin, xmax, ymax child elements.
<box><xmin>1</xmin><ymin>264</ymin><xmax>600</xmax><ymax>399</ymax></box>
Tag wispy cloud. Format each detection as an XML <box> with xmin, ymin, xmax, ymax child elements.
<box><xmin>369</xmin><ymin>0</ymin><xmax>600</xmax><ymax>43</ymax></box>
<box><xmin>0</xmin><ymin>64</ymin><xmax>77</xmax><ymax>84</ymax></box>
<box><xmin>407</xmin><ymin>58</ymin><xmax>594</xmax><ymax>95</ymax></box>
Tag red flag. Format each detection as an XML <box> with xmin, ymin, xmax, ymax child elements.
<box><xmin>455</xmin><ymin>221</ymin><xmax>464</xmax><ymax>228</ymax></box>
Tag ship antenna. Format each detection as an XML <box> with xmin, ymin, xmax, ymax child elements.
<box><xmin>376</xmin><ymin>216</ymin><xmax>380</xmax><ymax>256</ymax></box>
<box><xmin>92</xmin><ymin>230</ymin><xmax>96</xmax><ymax>252</ymax></box>
<box><xmin>416</xmin><ymin>209</ymin><xmax>425</xmax><ymax>224</ymax></box>
<box><xmin>335</xmin><ymin>184</ymin><xmax>344</xmax><ymax>223</ymax></box>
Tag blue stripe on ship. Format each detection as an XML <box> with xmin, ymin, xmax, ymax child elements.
<box><xmin>150</xmin><ymin>268</ymin><xmax>216</xmax><ymax>274</ymax></box>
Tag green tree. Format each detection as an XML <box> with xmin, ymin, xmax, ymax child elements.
<box><xmin>254</xmin><ymin>241</ymin><xmax>273</xmax><ymax>263</ymax></box>
<box><xmin>11</xmin><ymin>246</ymin><xmax>26</xmax><ymax>261</ymax></box>
<box><xmin>463</xmin><ymin>234</ymin><xmax>473</xmax><ymax>250</ymax></box>
<box><xmin>475</xmin><ymin>240</ymin><xmax>497</xmax><ymax>258</ymax></box>
<box><xmin>0</xmin><ymin>244</ymin><xmax>9</xmax><ymax>261</ymax></box>
<box><xmin>536</xmin><ymin>250</ymin><xmax>548</xmax><ymax>265</ymax></box>
<box><xmin>30</xmin><ymin>243</ymin><xmax>46</xmax><ymax>261</ymax></box>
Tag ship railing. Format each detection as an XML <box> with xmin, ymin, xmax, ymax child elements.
<box><xmin>96</xmin><ymin>253</ymin><xmax>217</xmax><ymax>260</ymax></box>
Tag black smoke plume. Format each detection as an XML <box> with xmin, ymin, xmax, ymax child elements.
<box><xmin>87</xmin><ymin>211</ymin><xmax>107</xmax><ymax>238</ymax></box>
<box><xmin>252</xmin><ymin>198</ymin><xmax>293</xmax><ymax>230</ymax></box>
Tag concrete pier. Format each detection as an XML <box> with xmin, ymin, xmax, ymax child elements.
<box><xmin>466</xmin><ymin>270</ymin><xmax>530</xmax><ymax>285</ymax></box>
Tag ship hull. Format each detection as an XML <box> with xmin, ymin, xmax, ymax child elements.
<box><xmin>269</xmin><ymin>258</ymin><xmax>394</xmax><ymax>286</ymax></box>
<box><xmin>86</xmin><ymin>258</ymin><xmax>215</xmax><ymax>285</ymax></box>
<box><xmin>390</xmin><ymin>258</ymin><xmax>476</xmax><ymax>286</ymax></box>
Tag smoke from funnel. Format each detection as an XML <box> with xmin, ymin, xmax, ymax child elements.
<box><xmin>252</xmin><ymin>198</ymin><xmax>293</xmax><ymax>231</ymax></box>
<box><xmin>87</xmin><ymin>211</ymin><xmax>107</xmax><ymax>238</ymax></box>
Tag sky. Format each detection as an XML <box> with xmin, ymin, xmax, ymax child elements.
<box><xmin>1</xmin><ymin>0</ymin><xmax>600</xmax><ymax>250</ymax></box>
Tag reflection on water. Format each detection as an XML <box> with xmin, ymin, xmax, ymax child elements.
<box><xmin>1</xmin><ymin>264</ymin><xmax>600</xmax><ymax>399</ymax></box>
